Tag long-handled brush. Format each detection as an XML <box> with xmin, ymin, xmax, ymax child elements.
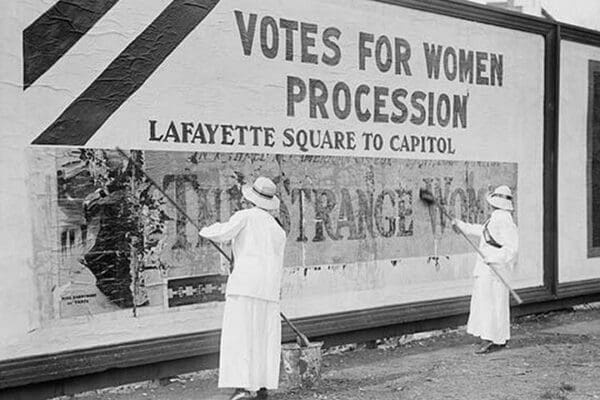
<box><xmin>115</xmin><ymin>147</ymin><xmax>314</xmax><ymax>344</ymax></box>
<box><xmin>419</xmin><ymin>188</ymin><xmax>523</xmax><ymax>304</ymax></box>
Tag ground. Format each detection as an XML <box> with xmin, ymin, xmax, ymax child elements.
<box><xmin>71</xmin><ymin>306</ymin><xmax>600</xmax><ymax>400</ymax></box>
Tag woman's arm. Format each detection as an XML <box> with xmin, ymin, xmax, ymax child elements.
<box><xmin>199</xmin><ymin>211</ymin><xmax>247</xmax><ymax>242</ymax></box>
<box><xmin>453</xmin><ymin>219</ymin><xmax>484</xmax><ymax>237</ymax></box>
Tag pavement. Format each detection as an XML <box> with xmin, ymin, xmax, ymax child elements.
<box><xmin>70</xmin><ymin>305</ymin><xmax>600</xmax><ymax>400</ymax></box>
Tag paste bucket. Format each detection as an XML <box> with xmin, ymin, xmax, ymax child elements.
<box><xmin>280</xmin><ymin>341</ymin><xmax>324</xmax><ymax>389</ymax></box>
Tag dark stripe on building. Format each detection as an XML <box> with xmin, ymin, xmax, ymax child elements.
<box><xmin>32</xmin><ymin>0</ymin><xmax>220</xmax><ymax>146</ymax></box>
<box><xmin>23</xmin><ymin>0</ymin><xmax>121</xmax><ymax>90</ymax></box>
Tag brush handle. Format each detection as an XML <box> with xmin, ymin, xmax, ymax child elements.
<box><xmin>455</xmin><ymin>225</ymin><xmax>523</xmax><ymax>304</ymax></box>
<box><xmin>434</xmin><ymin>202</ymin><xmax>523</xmax><ymax>304</ymax></box>
<box><xmin>280</xmin><ymin>312</ymin><xmax>311</xmax><ymax>347</ymax></box>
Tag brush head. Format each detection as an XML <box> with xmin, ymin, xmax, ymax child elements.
<box><xmin>419</xmin><ymin>188</ymin><xmax>436</xmax><ymax>204</ymax></box>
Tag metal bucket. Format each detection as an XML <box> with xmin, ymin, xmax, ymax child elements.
<box><xmin>280</xmin><ymin>341</ymin><xmax>324</xmax><ymax>389</ymax></box>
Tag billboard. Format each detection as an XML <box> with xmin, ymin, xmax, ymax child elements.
<box><xmin>1</xmin><ymin>0</ymin><xmax>545</xmax><ymax>356</ymax></box>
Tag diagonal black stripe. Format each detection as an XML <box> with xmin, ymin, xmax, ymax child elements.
<box><xmin>23</xmin><ymin>0</ymin><xmax>121</xmax><ymax>90</ymax></box>
<box><xmin>32</xmin><ymin>0</ymin><xmax>220</xmax><ymax>146</ymax></box>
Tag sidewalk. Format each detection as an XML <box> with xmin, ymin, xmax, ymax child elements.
<box><xmin>72</xmin><ymin>306</ymin><xmax>600</xmax><ymax>400</ymax></box>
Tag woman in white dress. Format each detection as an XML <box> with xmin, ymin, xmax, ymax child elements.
<box><xmin>199</xmin><ymin>176</ymin><xmax>286</xmax><ymax>400</ymax></box>
<box><xmin>452</xmin><ymin>185</ymin><xmax>519</xmax><ymax>354</ymax></box>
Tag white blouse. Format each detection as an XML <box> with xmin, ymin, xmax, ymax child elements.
<box><xmin>199</xmin><ymin>207</ymin><xmax>287</xmax><ymax>302</ymax></box>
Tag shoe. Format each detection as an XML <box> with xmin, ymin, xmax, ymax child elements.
<box><xmin>487</xmin><ymin>343</ymin><xmax>507</xmax><ymax>353</ymax></box>
<box><xmin>229</xmin><ymin>389</ymin><xmax>253</xmax><ymax>400</ymax></box>
<box><xmin>475</xmin><ymin>341</ymin><xmax>506</xmax><ymax>354</ymax></box>
<box><xmin>255</xmin><ymin>388</ymin><xmax>268</xmax><ymax>399</ymax></box>
<box><xmin>474</xmin><ymin>341</ymin><xmax>494</xmax><ymax>354</ymax></box>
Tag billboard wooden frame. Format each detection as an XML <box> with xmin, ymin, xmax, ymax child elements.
<box><xmin>587</xmin><ymin>60</ymin><xmax>600</xmax><ymax>257</ymax></box>
<box><xmin>558</xmin><ymin>23</ymin><xmax>600</xmax><ymax>293</ymax></box>
<box><xmin>2</xmin><ymin>0</ymin><xmax>600</xmax><ymax>396</ymax></box>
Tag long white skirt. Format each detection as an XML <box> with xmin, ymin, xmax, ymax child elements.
<box><xmin>467</xmin><ymin>273</ymin><xmax>510</xmax><ymax>345</ymax></box>
<box><xmin>218</xmin><ymin>295</ymin><xmax>281</xmax><ymax>391</ymax></box>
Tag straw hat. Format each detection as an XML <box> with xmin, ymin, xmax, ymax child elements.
<box><xmin>486</xmin><ymin>185</ymin><xmax>514</xmax><ymax>211</ymax></box>
<box><xmin>241</xmin><ymin>176</ymin><xmax>280</xmax><ymax>210</ymax></box>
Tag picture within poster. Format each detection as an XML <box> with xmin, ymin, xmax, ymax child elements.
<box><xmin>41</xmin><ymin>148</ymin><xmax>517</xmax><ymax>318</ymax></box>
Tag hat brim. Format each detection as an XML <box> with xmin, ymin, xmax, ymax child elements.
<box><xmin>486</xmin><ymin>194</ymin><xmax>513</xmax><ymax>211</ymax></box>
<box><xmin>242</xmin><ymin>184</ymin><xmax>280</xmax><ymax>210</ymax></box>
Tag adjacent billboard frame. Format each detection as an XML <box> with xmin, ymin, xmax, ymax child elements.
<box><xmin>2</xmin><ymin>0</ymin><xmax>600</xmax><ymax>396</ymax></box>
<box><xmin>558</xmin><ymin>23</ymin><xmax>600</xmax><ymax>296</ymax></box>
